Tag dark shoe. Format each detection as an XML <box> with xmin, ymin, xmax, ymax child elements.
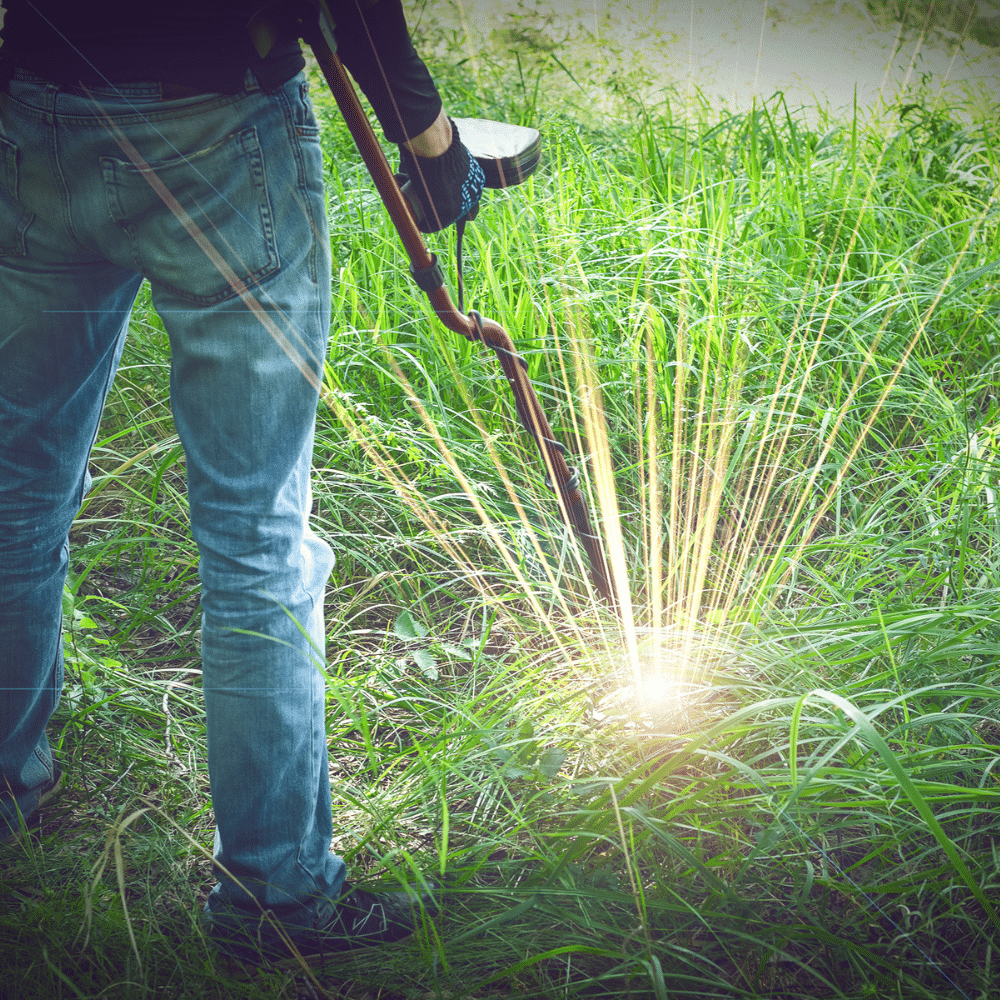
<box><xmin>315</xmin><ymin>881</ymin><xmax>439</xmax><ymax>950</ymax></box>
<box><xmin>1</xmin><ymin>765</ymin><xmax>63</xmax><ymax>846</ymax></box>
<box><xmin>213</xmin><ymin>879</ymin><xmax>439</xmax><ymax>971</ymax></box>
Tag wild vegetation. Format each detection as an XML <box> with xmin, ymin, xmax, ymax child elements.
<box><xmin>2</xmin><ymin>23</ymin><xmax>999</xmax><ymax>1000</ymax></box>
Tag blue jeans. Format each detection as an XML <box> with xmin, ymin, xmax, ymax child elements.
<box><xmin>0</xmin><ymin>69</ymin><xmax>346</xmax><ymax>940</ymax></box>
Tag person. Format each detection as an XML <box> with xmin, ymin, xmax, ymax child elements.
<box><xmin>0</xmin><ymin>0</ymin><xmax>484</xmax><ymax>967</ymax></box>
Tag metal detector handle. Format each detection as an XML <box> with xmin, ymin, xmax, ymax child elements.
<box><xmin>397</xmin><ymin>116</ymin><xmax>540</xmax><ymax>227</ymax></box>
<box><xmin>395</xmin><ymin>174</ymin><xmax>479</xmax><ymax>231</ymax></box>
<box><xmin>306</xmin><ymin>33</ymin><xmax>617</xmax><ymax>611</ymax></box>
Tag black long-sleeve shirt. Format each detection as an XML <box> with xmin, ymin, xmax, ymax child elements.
<box><xmin>0</xmin><ymin>0</ymin><xmax>441</xmax><ymax>142</ymax></box>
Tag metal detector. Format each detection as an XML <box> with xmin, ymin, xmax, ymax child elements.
<box><xmin>251</xmin><ymin>4</ymin><xmax>616</xmax><ymax>611</ymax></box>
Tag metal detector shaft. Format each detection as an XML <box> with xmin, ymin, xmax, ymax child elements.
<box><xmin>309</xmin><ymin>37</ymin><xmax>616</xmax><ymax>611</ymax></box>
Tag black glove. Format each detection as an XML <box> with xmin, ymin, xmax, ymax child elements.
<box><xmin>397</xmin><ymin>118</ymin><xmax>485</xmax><ymax>233</ymax></box>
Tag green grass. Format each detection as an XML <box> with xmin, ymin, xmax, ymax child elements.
<box><xmin>3</xmin><ymin>37</ymin><xmax>1000</xmax><ymax>1000</ymax></box>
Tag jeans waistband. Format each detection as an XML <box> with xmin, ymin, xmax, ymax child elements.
<box><xmin>2</xmin><ymin>66</ymin><xmax>260</xmax><ymax>99</ymax></box>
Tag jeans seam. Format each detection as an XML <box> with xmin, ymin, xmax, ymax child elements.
<box><xmin>277</xmin><ymin>82</ymin><xmax>319</xmax><ymax>285</ymax></box>
<box><xmin>31</xmin><ymin>745</ymin><xmax>52</xmax><ymax>786</ymax></box>
<box><xmin>0</xmin><ymin>135</ymin><xmax>32</xmax><ymax>256</ymax></box>
<box><xmin>76</xmin><ymin>336</ymin><xmax>122</xmax><ymax>508</ymax></box>
<box><xmin>52</xmin><ymin>99</ymin><xmax>90</xmax><ymax>253</ymax></box>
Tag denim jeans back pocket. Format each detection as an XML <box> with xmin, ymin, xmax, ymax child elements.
<box><xmin>0</xmin><ymin>136</ymin><xmax>34</xmax><ymax>257</ymax></box>
<box><xmin>101</xmin><ymin>126</ymin><xmax>279</xmax><ymax>305</ymax></box>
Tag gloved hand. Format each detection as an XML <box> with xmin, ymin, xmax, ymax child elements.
<box><xmin>397</xmin><ymin>118</ymin><xmax>485</xmax><ymax>233</ymax></box>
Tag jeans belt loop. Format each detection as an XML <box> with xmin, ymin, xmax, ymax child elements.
<box><xmin>243</xmin><ymin>67</ymin><xmax>260</xmax><ymax>93</ymax></box>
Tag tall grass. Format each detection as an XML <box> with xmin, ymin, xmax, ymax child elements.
<box><xmin>2</xmin><ymin>33</ymin><xmax>999</xmax><ymax>1000</ymax></box>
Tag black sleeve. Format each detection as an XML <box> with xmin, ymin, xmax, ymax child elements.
<box><xmin>329</xmin><ymin>0</ymin><xmax>443</xmax><ymax>144</ymax></box>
